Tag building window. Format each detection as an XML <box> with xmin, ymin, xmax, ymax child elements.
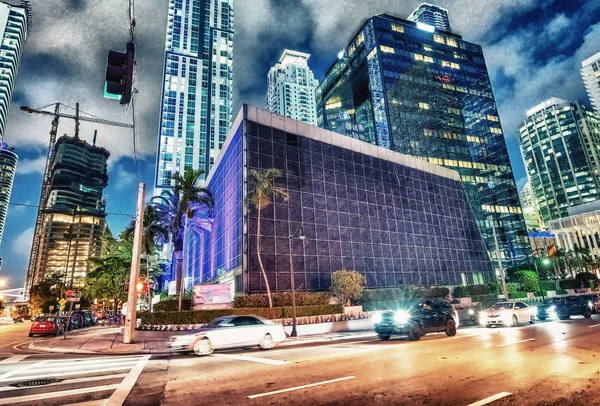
<box><xmin>391</xmin><ymin>23</ymin><xmax>404</xmax><ymax>33</ymax></box>
<box><xmin>446</xmin><ymin>38</ymin><xmax>458</xmax><ymax>47</ymax></box>
<box><xmin>433</xmin><ymin>34</ymin><xmax>445</xmax><ymax>44</ymax></box>
<box><xmin>419</xmin><ymin>102</ymin><xmax>429</xmax><ymax>110</ymax></box>
<box><xmin>380</xmin><ymin>45</ymin><xmax>395</xmax><ymax>53</ymax></box>
<box><xmin>424</xmin><ymin>129</ymin><xmax>433</xmax><ymax>137</ymax></box>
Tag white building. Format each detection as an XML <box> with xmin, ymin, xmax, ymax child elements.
<box><xmin>549</xmin><ymin>201</ymin><xmax>600</xmax><ymax>260</ymax></box>
<box><xmin>267</xmin><ymin>50</ymin><xmax>318</xmax><ymax>125</ymax></box>
<box><xmin>581</xmin><ymin>51</ymin><xmax>600</xmax><ymax>116</ymax></box>
<box><xmin>155</xmin><ymin>0</ymin><xmax>234</xmax><ymax>192</ymax></box>
<box><xmin>519</xmin><ymin>181</ymin><xmax>544</xmax><ymax>232</ymax></box>
<box><xmin>0</xmin><ymin>142</ymin><xmax>16</xmax><ymax>245</ymax></box>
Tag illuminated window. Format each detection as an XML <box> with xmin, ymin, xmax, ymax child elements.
<box><xmin>434</xmin><ymin>34</ymin><xmax>445</xmax><ymax>44</ymax></box>
<box><xmin>446</xmin><ymin>38</ymin><xmax>458</xmax><ymax>47</ymax></box>
<box><xmin>451</xmin><ymin>62</ymin><xmax>460</xmax><ymax>69</ymax></box>
<box><xmin>424</xmin><ymin>129</ymin><xmax>433</xmax><ymax>137</ymax></box>
<box><xmin>325</xmin><ymin>101</ymin><xmax>342</xmax><ymax>110</ymax></box>
<box><xmin>448</xmin><ymin>107</ymin><xmax>461</xmax><ymax>115</ymax></box>
<box><xmin>442</xmin><ymin>83</ymin><xmax>455</xmax><ymax>90</ymax></box>
<box><xmin>424</xmin><ymin>55</ymin><xmax>434</xmax><ymax>63</ymax></box>
<box><xmin>380</xmin><ymin>46</ymin><xmax>395</xmax><ymax>53</ymax></box>
<box><xmin>391</xmin><ymin>23</ymin><xmax>404</xmax><ymax>33</ymax></box>
<box><xmin>414</xmin><ymin>53</ymin><xmax>424</xmax><ymax>61</ymax></box>
<box><xmin>356</xmin><ymin>32</ymin><xmax>364</xmax><ymax>46</ymax></box>
<box><xmin>367</xmin><ymin>48</ymin><xmax>377</xmax><ymax>60</ymax></box>
<box><xmin>487</xmin><ymin>114</ymin><xmax>499</xmax><ymax>122</ymax></box>
<box><xmin>442</xmin><ymin>60</ymin><xmax>450</xmax><ymax>68</ymax></box>
<box><xmin>423</xmin><ymin>45</ymin><xmax>433</xmax><ymax>52</ymax></box>
<box><xmin>419</xmin><ymin>102</ymin><xmax>429</xmax><ymax>110</ymax></box>
<box><xmin>490</xmin><ymin>127</ymin><xmax>502</xmax><ymax>134</ymax></box>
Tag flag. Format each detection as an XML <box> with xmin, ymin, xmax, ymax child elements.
<box><xmin>548</xmin><ymin>243</ymin><xmax>557</xmax><ymax>257</ymax></box>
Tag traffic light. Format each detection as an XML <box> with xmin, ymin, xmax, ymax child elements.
<box><xmin>104</xmin><ymin>41</ymin><xmax>135</xmax><ymax>105</ymax></box>
<box><xmin>136</xmin><ymin>280</ymin><xmax>148</xmax><ymax>293</ymax></box>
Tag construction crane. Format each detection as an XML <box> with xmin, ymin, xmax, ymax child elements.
<box><xmin>21</xmin><ymin>102</ymin><xmax>134</xmax><ymax>297</ymax></box>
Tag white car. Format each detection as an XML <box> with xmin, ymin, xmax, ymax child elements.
<box><xmin>480</xmin><ymin>301</ymin><xmax>536</xmax><ymax>327</ymax></box>
<box><xmin>166</xmin><ymin>315</ymin><xmax>287</xmax><ymax>356</ymax></box>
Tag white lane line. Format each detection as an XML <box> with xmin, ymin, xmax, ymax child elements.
<box><xmin>25</xmin><ymin>359</ymin><xmax>140</xmax><ymax>373</ymax></box>
<box><xmin>467</xmin><ymin>392</ymin><xmax>512</xmax><ymax>406</ymax></box>
<box><xmin>0</xmin><ymin>355</ymin><xmax>28</xmax><ymax>364</ymax></box>
<box><xmin>588</xmin><ymin>324</ymin><xmax>600</xmax><ymax>328</ymax></box>
<box><xmin>0</xmin><ymin>359</ymin><xmax>47</xmax><ymax>381</ymax></box>
<box><xmin>497</xmin><ymin>338</ymin><xmax>535</xmax><ymax>347</ymax></box>
<box><xmin>213</xmin><ymin>353</ymin><xmax>291</xmax><ymax>366</ymax></box>
<box><xmin>0</xmin><ymin>373</ymin><xmax>128</xmax><ymax>392</ymax></box>
<box><xmin>0</xmin><ymin>365</ymin><xmax>139</xmax><ymax>382</ymax></box>
<box><xmin>247</xmin><ymin>376</ymin><xmax>356</xmax><ymax>399</ymax></box>
<box><xmin>63</xmin><ymin>401</ymin><xmax>104</xmax><ymax>406</ymax></box>
<box><xmin>0</xmin><ymin>384</ymin><xmax>119</xmax><ymax>405</ymax></box>
<box><xmin>103</xmin><ymin>354</ymin><xmax>151</xmax><ymax>406</ymax></box>
<box><xmin>40</xmin><ymin>356</ymin><xmax>143</xmax><ymax>365</ymax></box>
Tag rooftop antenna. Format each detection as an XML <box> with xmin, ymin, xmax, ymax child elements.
<box><xmin>93</xmin><ymin>130</ymin><xmax>97</xmax><ymax>146</ymax></box>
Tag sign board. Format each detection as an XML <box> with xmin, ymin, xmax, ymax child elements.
<box><xmin>193</xmin><ymin>284</ymin><xmax>233</xmax><ymax>305</ymax></box>
<box><xmin>66</xmin><ymin>290</ymin><xmax>81</xmax><ymax>302</ymax></box>
<box><xmin>59</xmin><ymin>305</ymin><xmax>65</xmax><ymax>311</ymax></box>
<box><xmin>49</xmin><ymin>305</ymin><xmax>55</xmax><ymax>310</ymax></box>
<box><xmin>58</xmin><ymin>298</ymin><xmax>67</xmax><ymax>306</ymax></box>
<box><xmin>168</xmin><ymin>281</ymin><xmax>176</xmax><ymax>296</ymax></box>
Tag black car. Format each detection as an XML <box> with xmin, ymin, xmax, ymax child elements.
<box><xmin>578</xmin><ymin>294</ymin><xmax>600</xmax><ymax>314</ymax></box>
<box><xmin>374</xmin><ymin>299</ymin><xmax>459</xmax><ymax>341</ymax></box>
<box><xmin>536</xmin><ymin>297</ymin><xmax>563</xmax><ymax>321</ymax></box>
<box><xmin>555</xmin><ymin>296</ymin><xmax>593</xmax><ymax>320</ymax></box>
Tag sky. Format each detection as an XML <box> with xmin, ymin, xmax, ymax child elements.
<box><xmin>0</xmin><ymin>0</ymin><xmax>599</xmax><ymax>288</ymax></box>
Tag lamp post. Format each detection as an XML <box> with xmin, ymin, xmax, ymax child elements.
<box><xmin>491</xmin><ymin>222</ymin><xmax>508</xmax><ymax>300</ymax></box>
<box><xmin>288</xmin><ymin>224</ymin><xmax>305</xmax><ymax>338</ymax></box>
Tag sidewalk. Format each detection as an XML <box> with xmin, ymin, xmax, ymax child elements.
<box><xmin>28</xmin><ymin>325</ymin><xmax>377</xmax><ymax>355</ymax></box>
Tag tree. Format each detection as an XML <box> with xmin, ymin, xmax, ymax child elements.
<box><xmin>246</xmin><ymin>168</ymin><xmax>289</xmax><ymax>308</ymax></box>
<box><xmin>575</xmin><ymin>272</ymin><xmax>599</xmax><ymax>289</ymax></box>
<box><xmin>512</xmin><ymin>270</ymin><xmax>539</xmax><ymax>293</ymax></box>
<box><xmin>153</xmin><ymin>169</ymin><xmax>213</xmax><ymax>311</ymax></box>
<box><xmin>29</xmin><ymin>273</ymin><xmax>65</xmax><ymax>317</ymax></box>
<box><xmin>330</xmin><ymin>270</ymin><xmax>365</xmax><ymax>306</ymax></box>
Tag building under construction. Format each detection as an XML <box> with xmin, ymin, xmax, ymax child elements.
<box><xmin>28</xmin><ymin>134</ymin><xmax>110</xmax><ymax>290</ymax></box>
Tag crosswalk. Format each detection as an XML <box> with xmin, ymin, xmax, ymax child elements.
<box><xmin>0</xmin><ymin>354</ymin><xmax>150</xmax><ymax>406</ymax></box>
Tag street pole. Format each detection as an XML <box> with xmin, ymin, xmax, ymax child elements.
<box><xmin>532</xmin><ymin>234</ymin><xmax>545</xmax><ymax>300</ymax></box>
<box><xmin>288</xmin><ymin>225</ymin><xmax>304</xmax><ymax>338</ymax></box>
<box><xmin>492</xmin><ymin>223</ymin><xmax>508</xmax><ymax>300</ymax></box>
<box><xmin>123</xmin><ymin>182</ymin><xmax>145</xmax><ymax>344</ymax></box>
<box><xmin>63</xmin><ymin>300</ymin><xmax>73</xmax><ymax>340</ymax></box>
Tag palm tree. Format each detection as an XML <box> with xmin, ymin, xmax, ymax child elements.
<box><xmin>123</xmin><ymin>205</ymin><xmax>168</xmax><ymax>310</ymax></box>
<box><xmin>153</xmin><ymin>169</ymin><xmax>214</xmax><ymax>311</ymax></box>
<box><xmin>246</xmin><ymin>168</ymin><xmax>288</xmax><ymax>308</ymax></box>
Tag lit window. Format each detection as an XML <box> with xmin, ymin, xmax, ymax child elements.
<box><xmin>442</xmin><ymin>60</ymin><xmax>451</xmax><ymax>68</ymax></box>
<box><xmin>419</xmin><ymin>102</ymin><xmax>429</xmax><ymax>110</ymax></box>
<box><xmin>356</xmin><ymin>32</ymin><xmax>365</xmax><ymax>46</ymax></box>
<box><xmin>424</xmin><ymin>45</ymin><xmax>433</xmax><ymax>52</ymax></box>
<box><xmin>490</xmin><ymin>127</ymin><xmax>502</xmax><ymax>134</ymax></box>
<box><xmin>326</xmin><ymin>101</ymin><xmax>342</xmax><ymax>110</ymax></box>
<box><xmin>451</xmin><ymin>62</ymin><xmax>461</xmax><ymax>69</ymax></box>
<box><xmin>415</xmin><ymin>53</ymin><xmax>424</xmax><ymax>61</ymax></box>
<box><xmin>380</xmin><ymin>46</ymin><xmax>395</xmax><ymax>53</ymax></box>
<box><xmin>487</xmin><ymin>114</ymin><xmax>499</xmax><ymax>122</ymax></box>
<box><xmin>446</xmin><ymin>38</ymin><xmax>458</xmax><ymax>47</ymax></box>
<box><xmin>424</xmin><ymin>129</ymin><xmax>433</xmax><ymax>136</ymax></box>
<box><xmin>367</xmin><ymin>48</ymin><xmax>377</xmax><ymax>60</ymax></box>
<box><xmin>424</xmin><ymin>56</ymin><xmax>434</xmax><ymax>63</ymax></box>
<box><xmin>391</xmin><ymin>23</ymin><xmax>405</xmax><ymax>33</ymax></box>
<box><xmin>433</xmin><ymin>34</ymin><xmax>445</xmax><ymax>44</ymax></box>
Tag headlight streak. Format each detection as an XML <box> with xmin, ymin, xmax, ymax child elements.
<box><xmin>394</xmin><ymin>310</ymin><xmax>410</xmax><ymax>324</ymax></box>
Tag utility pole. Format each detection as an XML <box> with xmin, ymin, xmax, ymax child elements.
<box><xmin>123</xmin><ymin>182</ymin><xmax>145</xmax><ymax>344</ymax></box>
<box><xmin>492</xmin><ymin>223</ymin><xmax>509</xmax><ymax>300</ymax></box>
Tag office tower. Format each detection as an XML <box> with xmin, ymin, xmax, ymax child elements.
<box><xmin>407</xmin><ymin>3</ymin><xmax>451</xmax><ymax>32</ymax></box>
<box><xmin>0</xmin><ymin>0</ymin><xmax>30</xmax><ymax>140</ymax></box>
<box><xmin>186</xmin><ymin>105</ymin><xmax>493</xmax><ymax>293</ymax></box>
<box><xmin>519</xmin><ymin>98</ymin><xmax>600</xmax><ymax>224</ymax></box>
<box><xmin>0</xmin><ymin>142</ymin><xmax>16</xmax><ymax>244</ymax></box>
<box><xmin>267</xmin><ymin>49</ymin><xmax>319</xmax><ymax>125</ymax></box>
<box><xmin>316</xmin><ymin>11</ymin><xmax>530</xmax><ymax>269</ymax></box>
<box><xmin>519</xmin><ymin>181</ymin><xmax>544</xmax><ymax>231</ymax></box>
<box><xmin>26</xmin><ymin>135</ymin><xmax>109</xmax><ymax>291</ymax></box>
<box><xmin>581</xmin><ymin>51</ymin><xmax>600</xmax><ymax>116</ymax></box>
<box><xmin>154</xmin><ymin>0</ymin><xmax>234</xmax><ymax>192</ymax></box>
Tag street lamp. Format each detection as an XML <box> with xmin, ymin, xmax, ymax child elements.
<box><xmin>288</xmin><ymin>224</ymin><xmax>305</xmax><ymax>338</ymax></box>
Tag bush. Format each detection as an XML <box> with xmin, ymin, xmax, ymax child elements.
<box><xmin>139</xmin><ymin>304</ymin><xmax>343</xmax><ymax>326</ymax></box>
<box><xmin>556</xmin><ymin>289</ymin><xmax>567</xmax><ymax>295</ymax></box>
<box><xmin>559</xmin><ymin>279</ymin><xmax>579</xmax><ymax>290</ymax></box>
<box><xmin>233</xmin><ymin>292</ymin><xmax>330</xmax><ymax>308</ymax></box>
<box><xmin>575</xmin><ymin>272</ymin><xmax>599</xmax><ymax>289</ymax></box>
<box><xmin>154</xmin><ymin>299</ymin><xmax>192</xmax><ymax>312</ymax></box>
<box><xmin>419</xmin><ymin>287</ymin><xmax>449</xmax><ymax>299</ymax></box>
<box><xmin>539</xmin><ymin>280</ymin><xmax>557</xmax><ymax>292</ymax></box>
<box><xmin>505</xmin><ymin>283</ymin><xmax>520</xmax><ymax>293</ymax></box>
<box><xmin>330</xmin><ymin>270</ymin><xmax>365</xmax><ymax>306</ymax></box>
<box><xmin>508</xmin><ymin>292</ymin><xmax>528</xmax><ymax>299</ymax></box>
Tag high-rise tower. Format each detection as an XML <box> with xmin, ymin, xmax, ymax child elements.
<box><xmin>407</xmin><ymin>3</ymin><xmax>451</xmax><ymax>32</ymax></box>
<box><xmin>0</xmin><ymin>142</ymin><xmax>17</xmax><ymax>245</ymax></box>
<box><xmin>155</xmin><ymin>0</ymin><xmax>234</xmax><ymax>192</ymax></box>
<box><xmin>581</xmin><ymin>51</ymin><xmax>600</xmax><ymax>116</ymax></box>
<box><xmin>267</xmin><ymin>49</ymin><xmax>319</xmax><ymax>125</ymax></box>
<box><xmin>317</xmin><ymin>9</ymin><xmax>531</xmax><ymax>269</ymax></box>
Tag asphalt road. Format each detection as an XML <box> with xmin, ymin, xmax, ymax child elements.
<box><xmin>2</xmin><ymin>318</ymin><xmax>600</xmax><ymax>405</ymax></box>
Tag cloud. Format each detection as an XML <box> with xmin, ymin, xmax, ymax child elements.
<box><xmin>112</xmin><ymin>164</ymin><xmax>137</xmax><ymax>191</ymax></box>
<box><xmin>10</xmin><ymin>226</ymin><xmax>34</xmax><ymax>265</ymax></box>
<box><xmin>17</xmin><ymin>155</ymin><xmax>46</xmax><ymax>174</ymax></box>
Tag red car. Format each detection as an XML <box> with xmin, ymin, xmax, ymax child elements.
<box><xmin>29</xmin><ymin>316</ymin><xmax>64</xmax><ymax>337</ymax></box>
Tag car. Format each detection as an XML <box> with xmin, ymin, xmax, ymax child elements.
<box><xmin>373</xmin><ymin>299</ymin><xmax>459</xmax><ymax>341</ymax></box>
<box><xmin>29</xmin><ymin>316</ymin><xmax>64</xmax><ymax>337</ymax></box>
<box><xmin>555</xmin><ymin>296</ymin><xmax>593</xmax><ymax>320</ymax></box>
<box><xmin>480</xmin><ymin>301</ymin><xmax>536</xmax><ymax>327</ymax></box>
<box><xmin>71</xmin><ymin>312</ymin><xmax>85</xmax><ymax>328</ymax></box>
<box><xmin>578</xmin><ymin>294</ymin><xmax>600</xmax><ymax>314</ymax></box>
<box><xmin>536</xmin><ymin>297</ymin><xmax>563</xmax><ymax>320</ymax></box>
<box><xmin>166</xmin><ymin>315</ymin><xmax>287</xmax><ymax>356</ymax></box>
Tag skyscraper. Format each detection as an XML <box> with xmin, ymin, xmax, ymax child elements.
<box><xmin>317</xmin><ymin>10</ymin><xmax>531</xmax><ymax>268</ymax></box>
<box><xmin>154</xmin><ymin>0</ymin><xmax>234</xmax><ymax>193</ymax></box>
<box><xmin>519</xmin><ymin>181</ymin><xmax>544</xmax><ymax>231</ymax></box>
<box><xmin>581</xmin><ymin>51</ymin><xmax>600</xmax><ymax>116</ymax></box>
<box><xmin>407</xmin><ymin>3</ymin><xmax>451</xmax><ymax>32</ymax></box>
<box><xmin>25</xmin><ymin>135</ymin><xmax>110</xmax><ymax>292</ymax></box>
<box><xmin>519</xmin><ymin>98</ymin><xmax>600</xmax><ymax>224</ymax></box>
<box><xmin>0</xmin><ymin>142</ymin><xmax>17</xmax><ymax>245</ymax></box>
<box><xmin>267</xmin><ymin>49</ymin><xmax>319</xmax><ymax>125</ymax></box>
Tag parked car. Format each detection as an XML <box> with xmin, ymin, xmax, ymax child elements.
<box><xmin>555</xmin><ymin>296</ymin><xmax>593</xmax><ymax>320</ymax></box>
<box><xmin>536</xmin><ymin>297</ymin><xmax>563</xmax><ymax>321</ymax></box>
<box><xmin>29</xmin><ymin>316</ymin><xmax>64</xmax><ymax>337</ymax></box>
<box><xmin>166</xmin><ymin>315</ymin><xmax>287</xmax><ymax>356</ymax></box>
<box><xmin>578</xmin><ymin>294</ymin><xmax>600</xmax><ymax>314</ymax></box>
<box><xmin>70</xmin><ymin>312</ymin><xmax>84</xmax><ymax>328</ymax></box>
<box><xmin>373</xmin><ymin>299</ymin><xmax>459</xmax><ymax>341</ymax></box>
<box><xmin>480</xmin><ymin>301</ymin><xmax>535</xmax><ymax>327</ymax></box>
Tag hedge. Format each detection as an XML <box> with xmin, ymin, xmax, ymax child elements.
<box><xmin>153</xmin><ymin>299</ymin><xmax>192</xmax><ymax>312</ymax></box>
<box><xmin>538</xmin><ymin>280</ymin><xmax>557</xmax><ymax>292</ymax></box>
<box><xmin>508</xmin><ymin>292</ymin><xmax>528</xmax><ymax>299</ymax></box>
<box><xmin>233</xmin><ymin>292</ymin><xmax>330</xmax><ymax>308</ymax></box>
<box><xmin>359</xmin><ymin>286</ymin><xmax>450</xmax><ymax>311</ymax></box>
<box><xmin>140</xmin><ymin>304</ymin><xmax>343</xmax><ymax>326</ymax></box>
<box><xmin>559</xmin><ymin>279</ymin><xmax>579</xmax><ymax>290</ymax></box>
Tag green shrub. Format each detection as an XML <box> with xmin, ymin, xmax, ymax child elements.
<box><xmin>139</xmin><ymin>304</ymin><xmax>343</xmax><ymax>326</ymax></box>
<box><xmin>330</xmin><ymin>270</ymin><xmax>365</xmax><ymax>306</ymax></box>
<box><xmin>508</xmin><ymin>292</ymin><xmax>528</xmax><ymax>299</ymax></box>
<box><xmin>575</xmin><ymin>272</ymin><xmax>599</xmax><ymax>289</ymax></box>
<box><xmin>506</xmin><ymin>283</ymin><xmax>520</xmax><ymax>293</ymax></box>
<box><xmin>233</xmin><ymin>292</ymin><xmax>330</xmax><ymax>308</ymax></box>
<box><xmin>556</xmin><ymin>289</ymin><xmax>567</xmax><ymax>295</ymax></box>
<box><xmin>419</xmin><ymin>287</ymin><xmax>450</xmax><ymax>299</ymax></box>
<box><xmin>559</xmin><ymin>279</ymin><xmax>579</xmax><ymax>290</ymax></box>
<box><xmin>453</xmin><ymin>284</ymin><xmax>494</xmax><ymax>298</ymax></box>
<box><xmin>154</xmin><ymin>299</ymin><xmax>192</xmax><ymax>312</ymax></box>
<box><xmin>539</xmin><ymin>280</ymin><xmax>556</xmax><ymax>292</ymax></box>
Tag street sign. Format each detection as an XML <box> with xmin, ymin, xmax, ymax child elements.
<box><xmin>66</xmin><ymin>290</ymin><xmax>81</xmax><ymax>302</ymax></box>
<box><xmin>58</xmin><ymin>298</ymin><xmax>67</xmax><ymax>306</ymax></box>
<box><xmin>49</xmin><ymin>305</ymin><xmax>55</xmax><ymax>310</ymax></box>
<box><xmin>59</xmin><ymin>305</ymin><xmax>65</xmax><ymax>311</ymax></box>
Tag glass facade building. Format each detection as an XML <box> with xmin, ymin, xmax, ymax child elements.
<box><xmin>581</xmin><ymin>51</ymin><xmax>600</xmax><ymax>117</ymax></box>
<box><xmin>187</xmin><ymin>105</ymin><xmax>494</xmax><ymax>294</ymax></box>
<box><xmin>519</xmin><ymin>98</ymin><xmax>600</xmax><ymax>224</ymax></box>
<box><xmin>154</xmin><ymin>0</ymin><xmax>234</xmax><ymax>193</ymax></box>
<box><xmin>0</xmin><ymin>142</ymin><xmax>16</xmax><ymax>245</ymax></box>
<box><xmin>407</xmin><ymin>3</ymin><xmax>451</xmax><ymax>32</ymax></box>
<box><xmin>316</xmin><ymin>12</ymin><xmax>530</xmax><ymax>269</ymax></box>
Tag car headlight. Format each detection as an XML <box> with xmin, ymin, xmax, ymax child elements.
<box><xmin>589</xmin><ymin>301</ymin><xmax>593</xmax><ymax>308</ymax></box>
<box><xmin>373</xmin><ymin>313</ymin><xmax>382</xmax><ymax>324</ymax></box>
<box><xmin>394</xmin><ymin>310</ymin><xmax>410</xmax><ymax>324</ymax></box>
<box><xmin>548</xmin><ymin>305</ymin><xmax>556</xmax><ymax>312</ymax></box>
<box><xmin>468</xmin><ymin>309</ymin><xmax>475</xmax><ymax>315</ymax></box>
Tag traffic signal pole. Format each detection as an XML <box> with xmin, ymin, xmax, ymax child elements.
<box><xmin>123</xmin><ymin>182</ymin><xmax>145</xmax><ymax>344</ymax></box>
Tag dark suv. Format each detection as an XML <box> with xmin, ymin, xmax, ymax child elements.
<box><xmin>579</xmin><ymin>294</ymin><xmax>600</xmax><ymax>314</ymax></box>
<box><xmin>555</xmin><ymin>296</ymin><xmax>593</xmax><ymax>320</ymax></box>
<box><xmin>374</xmin><ymin>299</ymin><xmax>459</xmax><ymax>341</ymax></box>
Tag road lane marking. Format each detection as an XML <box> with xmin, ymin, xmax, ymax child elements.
<box><xmin>40</xmin><ymin>356</ymin><xmax>143</xmax><ymax>364</ymax></box>
<box><xmin>25</xmin><ymin>359</ymin><xmax>140</xmax><ymax>373</ymax></box>
<box><xmin>0</xmin><ymin>358</ymin><xmax>47</xmax><ymax>381</ymax></box>
<box><xmin>0</xmin><ymin>365</ymin><xmax>141</xmax><ymax>382</ymax></box>
<box><xmin>0</xmin><ymin>384</ymin><xmax>119</xmax><ymax>405</ymax></box>
<box><xmin>213</xmin><ymin>353</ymin><xmax>291</xmax><ymax>366</ymax></box>
<box><xmin>104</xmin><ymin>354</ymin><xmax>151</xmax><ymax>406</ymax></box>
<box><xmin>0</xmin><ymin>355</ymin><xmax>28</xmax><ymax>364</ymax></box>
<box><xmin>588</xmin><ymin>324</ymin><xmax>600</xmax><ymax>328</ymax></box>
<box><xmin>247</xmin><ymin>376</ymin><xmax>356</xmax><ymax>399</ymax></box>
<box><xmin>467</xmin><ymin>392</ymin><xmax>512</xmax><ymax>406</ymax></box>
<box><xmin>0</xmin><ymin>373</ymin><xmax>128</xmax><ymax>392</ymax></box>
<box><xmin>497</xmin><ymin>338</ymin><xmax>535</xmax><ymax>347</ymax></box>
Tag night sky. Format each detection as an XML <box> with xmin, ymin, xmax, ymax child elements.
<box><xmin>1</xmin><ymin>0</ymin><xmax>599</xmax><ymax>288</ymax></box>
